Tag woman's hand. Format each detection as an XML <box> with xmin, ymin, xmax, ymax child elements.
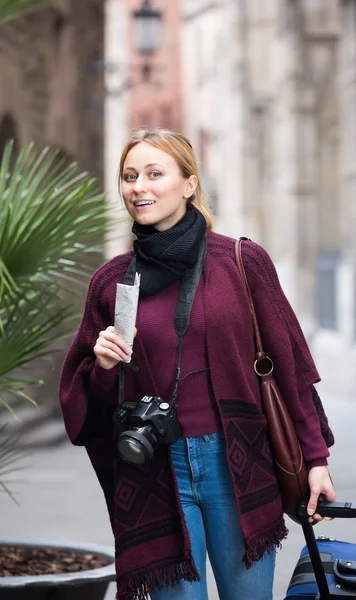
<box><xmin>307</xmin><ymin>466</ymin><xmax>336</xmax><ymax>522</ymax></box>
<box><xmin>94</xmin><ymin>326</ymin><xmax>137</xmax><ymax>370</ymax></box>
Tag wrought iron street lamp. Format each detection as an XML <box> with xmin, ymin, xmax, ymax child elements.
<box><xmin>87</xmin><ymin>0</ymin><xmax>163</xmax><ymax>111</ymax></box>
<box><xmin>133</xmin><ymin>0</ymin><xmax>162</xmax><ymax>55</ymax></box>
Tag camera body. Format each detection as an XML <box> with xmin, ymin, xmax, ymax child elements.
<box><xmin>113</xmin><ymin>396</ymin><xmax>181</xmax><ymax>465</ymax></box>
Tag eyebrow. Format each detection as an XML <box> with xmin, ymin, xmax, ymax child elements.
<box><xmin>123</xmin><ymin>163</ymin><xmax>164</xmax><ymax>170</ymax></box>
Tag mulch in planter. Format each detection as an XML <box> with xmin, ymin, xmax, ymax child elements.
<box><xmin>0</xmin><ymin>546</ymin><xmax>112</xmax><ymax>577</ymax></box>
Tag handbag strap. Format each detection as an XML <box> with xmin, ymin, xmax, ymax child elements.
<box><xmin>235</xmin><ymin>238</ymin><xmax>274</xmax><ymax>376</ymax></box>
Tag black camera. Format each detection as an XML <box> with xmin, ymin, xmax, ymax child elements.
<box><xmin>113</xmin><ymin>396</ymin><xmax>181</xmax><ymax>466</ymax></box>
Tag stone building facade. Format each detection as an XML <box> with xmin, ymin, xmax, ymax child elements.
<box><xmin>182</xmin><ymin>0</ymin><xmax>356</xmax><ymax>396</ymax></box>
<box><xmin>0</xmin><ymin>0</ymin><xmax>104</xmax><ymax>180</ymax></box>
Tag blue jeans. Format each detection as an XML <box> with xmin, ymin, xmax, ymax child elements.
<box><xmin>150</xmin><ymin>432</ymin><xmax>275</xmax><ymax>600</ymax></box>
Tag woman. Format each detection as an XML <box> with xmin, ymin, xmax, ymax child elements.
<box><xmin>59</xmin><ymin>128</ymin><xmax>335</xmax><ymax>600</ymax></box>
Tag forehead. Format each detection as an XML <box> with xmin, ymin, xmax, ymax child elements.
<box><xmin>124</xmin><ymin>142</ymin><xmax>178</xmax><ymax>170</ymax></box>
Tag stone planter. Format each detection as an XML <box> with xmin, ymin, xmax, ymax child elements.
<box><xmin>0</xmin><ymin>538</ymin><xmax>115</xmax><ymax>600</ymax></box>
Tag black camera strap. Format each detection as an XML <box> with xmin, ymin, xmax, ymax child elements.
<box><xmin>118</xmin><ymin>235</ymin><xmax>208</xmax><ymax>407</ymax></box>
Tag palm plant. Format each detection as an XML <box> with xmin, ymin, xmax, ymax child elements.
<box><xmin>0</xmin><ymin>0</ymin><xmax>110</xmax><ymax>501</ymax></box>
<box><xmin>0</xmin><ymin>141</ymin><xmax>109</xmax><ymax>498</ymax></box>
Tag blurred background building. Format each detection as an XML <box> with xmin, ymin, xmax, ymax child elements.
<box><xmin>179</xmin><ymin>0</ymin><xmax>356</xmax><ymax>396</ymax></box>
<box><xmin>0</xmin><ymin>0</ymin><xmax>104</xmax><ymax>180</ymax></box>
<box><xmin>0</xmin><ymin>0</ymin><xmax>355</xmax><ymax>405</ymax></box>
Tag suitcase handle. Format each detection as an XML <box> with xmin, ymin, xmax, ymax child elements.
<box><xmin>334</xmin><ymin>559</ymin><xmax>356</xmax><ymax>589</ymax></box>
<box><xmin>296</xmin><ymin>500</ymin><xmax>356</xmax><ymax>599</ymax></box>
<box><xmin>298</xmin><ymin>500</ymin><xmax>356</xmax><ymax>520</ymax></box>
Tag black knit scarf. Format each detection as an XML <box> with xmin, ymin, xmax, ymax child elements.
<box><xmin>132</xmin><ymin>206</ymin><xmax>207</xmax><ymax>298</ymax></box>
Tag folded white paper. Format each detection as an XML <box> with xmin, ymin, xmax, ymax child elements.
<box><xmin>114</xmin><ymin>273</ymin><xmax>140</xmax><ymax>362</ymax></box>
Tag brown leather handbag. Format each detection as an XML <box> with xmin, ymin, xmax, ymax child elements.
<box><xmin>235</xmin><ymin>239</ymin><xmax>309</xmax><ymax>519</ymax></box>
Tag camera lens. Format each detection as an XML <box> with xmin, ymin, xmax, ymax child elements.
<box><xmin>118</xmin><ymin>426</ymin><xmax>159</xmax><ymax>465</ymax></box>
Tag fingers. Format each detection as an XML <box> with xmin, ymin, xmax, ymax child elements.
<box><xmin>94</xmin><ymin>326</ymin><xmax>133</xmax><ymax>365</ymax></box>
<box><xmin>309</xmin><ymin>513</ymin><xmax>323</xmax><ymax>523</ymax></box>
<box><xmin>307</xmin><ymin>489</ymin><xmax>319</xmax><ymax>519</ymax></box>
<box><xmin>325</xmin><ymin>485</ymin><xmax>337</xmax><ymax>502</ymax></box>
<box><xmin>307</xmin><ymin>466</ymin><xmax>336</xmax><ymax>522</ymax></box>
<box><xmin>321</xmin><ymin>481</ymin><xmax>336</xmax><ymax>521</ymax></box>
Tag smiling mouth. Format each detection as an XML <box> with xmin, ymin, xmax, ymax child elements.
<box><xmin>133</xmin><ymin>200</ymin><xmax>155</xmax><ymax>207</ymax></box>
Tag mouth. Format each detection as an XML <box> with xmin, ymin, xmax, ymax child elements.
<box><xmin>133</xmin><ymin>200</ymin><xmax>156</xmax><ymax>207</ymax></box>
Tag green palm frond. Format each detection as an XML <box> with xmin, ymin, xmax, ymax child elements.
<box><xmin>0</xmin><ymin>142</ymin><xmax>108</xmax><ymax>300</ymax></box>
<box><xmin>0</xmin><ymin>140</ymin><xmax>113</xmax><ymax>417</ymax></box>
<box><xmin>0</xmin><ymin>0</ymin><xmax>51</xmax><ymax>25</ymax></box>
<box><xmin>0</xmin><ymin>285</ymin><xmax>74</xmax><ymax>377</ymax></box>
<box><xmin>0</xmin><ymin>139</ymin><xmax>114</xmax><ymax>498</ymax></box>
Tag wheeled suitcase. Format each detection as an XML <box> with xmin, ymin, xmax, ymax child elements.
<box><xmin>284</xmin><ymin>501</ymin><xmax>356</xmax><ymax>599</ymax></box>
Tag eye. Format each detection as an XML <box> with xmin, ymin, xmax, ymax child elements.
<box><xmin>124</xmin><ymin>173</ymin><xmax>137</xmax><ymax>181</ymax></box>
<box><xmin>150</xmin><ymin>171</ymin><xmax>161</xmax><ymax>178</ymax></box>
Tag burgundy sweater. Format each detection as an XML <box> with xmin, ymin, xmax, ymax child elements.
<box><xmin>89</xmin><ymin>274</ymin><xmax>328</xmax><ymax>466</ymax></box>
<box><xmin>134</xmin><ymin>276</ymin><xmax>221</xmax><ymax>437</ymax></box>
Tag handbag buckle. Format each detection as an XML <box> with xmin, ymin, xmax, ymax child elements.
<box><xmin>254</xmin><ymin>355</ymin><xmax>274</xmax><ymax>376</ymax></box>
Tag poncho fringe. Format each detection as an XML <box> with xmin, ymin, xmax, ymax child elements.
<box><xmin>243</xmin><ymin>516</ymin><xmax>289</xmax><ymax>567</ymax></box>
<box><xmin>116</xmin><ymin>556</ymin><xmax>200</xmax><ymax>600</ymax></box>
<box><xmin>115</xmin><ymin>518</ymin><xmax>289</xmax><ymax>600</ymax></box>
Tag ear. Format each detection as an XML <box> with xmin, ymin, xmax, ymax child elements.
<box><xmin>184</xmin><ymin>175</ymin><xmax>198</xmax><ymax>199</ymax></box>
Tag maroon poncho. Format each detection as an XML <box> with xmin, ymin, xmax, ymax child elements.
<box><xmin>59</xmin><ymin>232</ymin><xmax>334</xmax><ymax>600</ymax></box>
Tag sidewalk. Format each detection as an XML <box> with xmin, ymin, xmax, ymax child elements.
<box><xmin>1</xmin><ymin>392</ymin><xmax>355</xmax><ymax>599</ymax></box>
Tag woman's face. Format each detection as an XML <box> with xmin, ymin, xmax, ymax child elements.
<box><xmin>121</xmin><ymin>142</ymin><xmax>197</xmax><ymax>231</ymax></box>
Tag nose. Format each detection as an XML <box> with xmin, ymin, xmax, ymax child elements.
<box><xmin>133</xmin><ymin>174</ymin><xmax>147</xmax><ymax>194</ymax></box>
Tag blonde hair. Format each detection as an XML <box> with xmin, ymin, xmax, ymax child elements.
<box><xmin>118</xmin><ymin>127</ymin><xmax>213</xmax><ymax>230</ymax></box>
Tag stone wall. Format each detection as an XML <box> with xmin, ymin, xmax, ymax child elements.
<box><xmin>0</xmin><ymin>0</ymin><xmax>104</xmax><ymax>180</ymax></box>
